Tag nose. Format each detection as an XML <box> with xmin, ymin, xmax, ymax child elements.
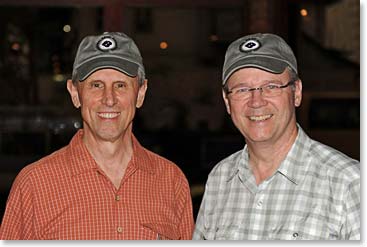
<box><xmin>102</xmin><ymin>87</ymin><xmax>117</xmax><ymax>106</ymax></box>
<box><xmin>247</xmin><ymin>89</ymin><xmax>267</xmax><ymax>108</ymax></box>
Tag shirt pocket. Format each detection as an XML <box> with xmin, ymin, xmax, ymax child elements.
<box><xmin>269</xmin><ymin>221</ymin><xmax>301</xmax><ymax>240</ymax></box>
<box><xmin>269</xmin><ymin>214</ymin><xmax>338</xmax><ymax>240</ymax></box>
<box><xmin>203</xmin><ymin>225</ymin><xmax>240</xmax><ymax>240</ymax></box>
<box><xmin>202</xmin><ymin>227</ymin><xmax>216</xmax><ymax>240</ymax></box>
<box><xmin>142</xmin><ymin>222</ymin><xmax>179</xmax><ymax>240</ymax></box>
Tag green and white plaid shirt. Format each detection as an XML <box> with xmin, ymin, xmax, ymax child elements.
<box><xmin>193</xmin><ymin>126</ymin><xmax>360</xmax><ymax>240</ymax></box>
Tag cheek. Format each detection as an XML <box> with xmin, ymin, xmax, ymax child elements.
<box><xmin>78</xmin><ymin>96</ymin><xmax>99</xmax><ymax>118</ymax></box>
<box><xmin>79</xmin><ymin>103</ymin><xmax>93</xmax><ymax>120</ymax></box>
<box><xmin>228</xmin><ymin>103</ymin><xmax>247</xmax><ymax>125</ymax></box>
<box><xmin>118</xmin><ymin>94</ymin><xmax>137</xmax><ymax>108</ymax></box>
<box><xmin>278</xmin><ymin>98</ymin><xmax>296</xmax><ymax>120</ymax></box>
<box><xmin>229</xmin><ymin>101</ymin><xmax>245</xmax><ymax>114</ymax></box>
<box><xmin>80</xmin><ymin>96</ymin><xmax>97</xmax><ymax>108</ymax></box>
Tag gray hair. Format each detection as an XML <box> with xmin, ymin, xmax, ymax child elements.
<box><xmin>287</xmin><ymin>67</ymin><xmax>299</xmax><ymax>83</ymax></box>
<box><xmin>137</xmin><ymin>67</ymin><xmax>146</xmax><ymax>87</ymax></box>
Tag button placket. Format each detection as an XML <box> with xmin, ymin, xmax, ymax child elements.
<box><xmin>255</xmin><ymin>179</ymin><xmax>270</xmax><ymax>208</ymax></box>
<box><xmin>114</xmin><ymin>191</ymin><xmax>124</xmax><ymax>237</ymax></box>
<box><xmin>255</xmin><ymin>193</ymin><xmax>264</xmax><ymax>208</ymax></box>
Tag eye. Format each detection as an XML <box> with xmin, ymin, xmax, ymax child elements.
<box><xmin>115</xmin><ymin>82</ymin><xmax>127</xmax><ymax>89</ymax></box>
<box><xmin>265</xmin><ymin>84</ymin><xmax>279</xmax><ymax>90</ymax></box>
<box><xmin>235</xmin><ymin>87</ymin><xmax>250</xmax><ymax>94</ymax></box>
<box><xmin>91</xmin><ymin>82</ymin><xmax>104</xmax><ymax>88</ymax></box>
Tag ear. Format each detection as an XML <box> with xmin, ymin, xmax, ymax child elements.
<box><xmin>136</xmin><ymin>79</ymin><xmax>148</xmax><ymax>108</ymax></box>
<box><xmin>294</xmin><ymin>79</ymin><xmax>302</xmax><ymax>107</ymax></box>
<box><xmin>67</xmin><ymin>79</ymin><xmax>81</xmax><ymax>108</ymax></box>
<box><xmin>222</xmin><ymin>90</ymin><xmax>231</xmax><ymax>114</ymax></box>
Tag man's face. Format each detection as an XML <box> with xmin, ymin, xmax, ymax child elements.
<box><xmin>222</xmin><ymin>67</ymin><xmax>302</xmax><ymax>145</ymax></box>
<box><xmin>67</xmin><ymin>68</ymin><xmax>147</xmax><ymax>142</ymax></box>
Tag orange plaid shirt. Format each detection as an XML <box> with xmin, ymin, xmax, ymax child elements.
<box><xmin>0</xmin><ymin>130</ymin><xmax>194</xmax><ymax>240</ymax></box>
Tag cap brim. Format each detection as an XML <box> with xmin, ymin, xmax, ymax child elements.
<box><xmin>223</xmin><ymin>57</ymin><xmax>289</xmax><ymax>85</ymax></box>
<box><xmin>76</xmin><ymin>56</ymin><xmax>139</xmax><ymax>81</ymax></box>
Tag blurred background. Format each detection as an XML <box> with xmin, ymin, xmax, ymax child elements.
<box><xmin>0</xmin><ymin>0</ymin><xmax>360</xmax><ymax>221</ymax></box>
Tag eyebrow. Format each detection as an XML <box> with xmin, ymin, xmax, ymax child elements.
<box><xmin>229</xmin><ymin>82</ymin><xmax>250</xmax><ymax>88</ymax></box>
<box><xmin>230</xmin><ymin>80</ymin><xmax>283</xmax><ymax>88</ymax></box>
<box><xmin>113</xmin><ymin>80</ymin><xmax>128</xmax><ymax>84</ymax></box>
<box><xmin>87</xmin><ymin>79</ymin><xmax>103</xmax><ymax>83</ymax></box>
<box><xmin>86</xmin><ymin>79</ymin><xmax>129</xmax><ymax>84</ymax></box>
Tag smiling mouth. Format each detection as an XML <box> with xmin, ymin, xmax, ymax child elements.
<box><xmin>97</xmin><ymin>112</ymin><xmax>121</xmax><ymax>119</ymax></box>
<box><xmin>248</xmin><ymin>114</ymin><xmax>272</xmax><ymax>122</ymax></box>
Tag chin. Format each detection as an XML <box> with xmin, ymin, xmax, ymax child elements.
<box><xmin>96</xmin><ymin>131</ymin><xmax>122</xmax><ymax>142</ymax></box>
<box><xmin>245</xmin><ymin>132</ymin><xmax>272</xmax><ymax>143</ymax></box>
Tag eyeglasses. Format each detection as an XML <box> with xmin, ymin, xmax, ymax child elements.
<box><xmin>226</xmin><ymin>80</ymin><xmax>295</xmax><ymax>101</ymax></box>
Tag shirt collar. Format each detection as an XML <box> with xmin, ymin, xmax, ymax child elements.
<box><xmin>131</xmin><ymin>134</ymin><xmax>155</xmax><ymax>174</ymax></box>
<box><xmin>67</xmin><ymin>129</ymin><xmax>97</xmax><ymax>176</ymax></box>
<box><xmin>67</xmin><ymin>129</ymin><xmax>155</xmax><ymax>176</ymax></box>
<box><xmin>226</xmin><ymin>124</ymin><xmax>312</xmax><ymax>185</ymax></box>
<box><xmin>277</xmin><ymin>125</ymin><xmax>312</xmax><ymax>185</ymax></box>
<box><xmin>227</xmin><ymin>146</ymin><xmax>248</xmax><ymax>182</ymax></box>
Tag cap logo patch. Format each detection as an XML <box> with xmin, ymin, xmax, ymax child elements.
<box><xmin>240</xmin><ymin>39</ymin><xmax>260</xmax><ymax>52</ymax></box>
<box><xmin>97</xmin><ymin>36</ymin><xmax>116</xmax><ymax>51</ymax></box>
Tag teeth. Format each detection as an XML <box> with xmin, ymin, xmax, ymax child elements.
<box><xmin>249</xmin><ymin>114</ymin><xmax>272</xmax><ymax>121</ymax></box>
<box><xmin>98</xmin><ymin>112</ymin><xmax>120</xmax><ymax>119</ymax></box>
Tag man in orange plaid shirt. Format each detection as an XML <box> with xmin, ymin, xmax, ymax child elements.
<box><xmin>0</xmin><ymin>32</ymin><xmax>194</xmax><ymax>240</ymax></box>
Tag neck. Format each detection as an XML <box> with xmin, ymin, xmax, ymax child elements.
<box><xmin>247</xmin><ymin>124</ymin><xmax>298</xmax><ymax>185</ymax></box>
<box><xmin>82</xmin><ymin>128</ymin><xmax>134</xmax><ymax>188</ymax></box>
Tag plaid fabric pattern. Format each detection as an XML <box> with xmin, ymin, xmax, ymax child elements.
<box><xmin>0</xmin><ymin>130</ymin><xmax>194</xmax><ymax>240</ymax></box>
<box><xmin>193</xmin><ymin>126</ymin><xmax>360</xmax><ymax>240</ymax></box>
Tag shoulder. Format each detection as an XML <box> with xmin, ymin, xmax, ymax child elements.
<box><xmin>308</xmin><ymin>139</ymin><xmax>360</xmax><ymax>182</ymax></box>
<box><xmin>206</xmin><ymin>149</ymin><xmax>243</xmax><ymax>183</ymax></box>
<box><xmin>142</xmin><ymin>147</ymin><xmax>189</xmax><ymax>183</ymax></box>
<box><xmin>12</xmin><ymin>145</ymin><xmax>70</xmax><ymax>189</ymax></box>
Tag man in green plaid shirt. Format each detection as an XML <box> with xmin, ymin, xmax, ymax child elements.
<box><xmin>193</xmin><ymin>33</ymin><xmax>360</xmax><ymax>240</ymax></box>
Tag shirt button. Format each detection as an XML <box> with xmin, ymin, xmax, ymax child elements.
<box><xmin>115</xmin><ymin>195</ymin><xmax>120</xmax><ymax>201</ymax></box>
<box><xmin>117</xmin><ymin>227</ymin><xmax>123</xmax><ymax>233</ymax></box>
<box><xmin>292</xmin><ymin>232</ymin><xmax>299</xmax><ymax>238</ymax></box>
<box><xmin>257</xmin><ymin>200</ymin><xmax>263</xmax><ymax>207</ymax></box>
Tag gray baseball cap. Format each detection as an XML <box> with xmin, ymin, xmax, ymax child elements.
<box><xmin>72</xmin><ymin>32</ymin><xmax>145</xmax><ymax>82</ymax></box>
<box><xmin>222</xmin><ymin>33</ymin><xmax>297</xmax><ymax>85</ymax></box>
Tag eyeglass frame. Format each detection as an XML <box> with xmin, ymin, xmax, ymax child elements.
<box><xmin>225</xmin><ymin>80</ymin><xmax>296</xmax><ymax>100</ymax></box>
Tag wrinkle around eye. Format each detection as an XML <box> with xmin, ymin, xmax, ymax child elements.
<box><xmin>87</xmin><ymin>80</ymin><xmax>104</xmax><ymax>89</ymax></box>
<box><xmin>235</xmin><ymin>87</ymin><xmax>251</xmax><ymax>93</ymax></box>
<box><xmin>114</xmin><ymin>81</ymin><xmax>127</xmax><ymax>89</ymax></box>
<box><xmin>265</xmin><ymin>84</ymin><xmax>279</xmax><ymax>90</ymax></box>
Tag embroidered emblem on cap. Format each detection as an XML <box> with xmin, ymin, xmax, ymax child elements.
<box><xmin>97</xmin><ymin>36</ymin><xmax>117</xmax><ymax>51</ymax></box>
<box><xmin>240</xmin><ymin>39</ymin><xmax>260</xmax><ymax>52</ymax></box>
